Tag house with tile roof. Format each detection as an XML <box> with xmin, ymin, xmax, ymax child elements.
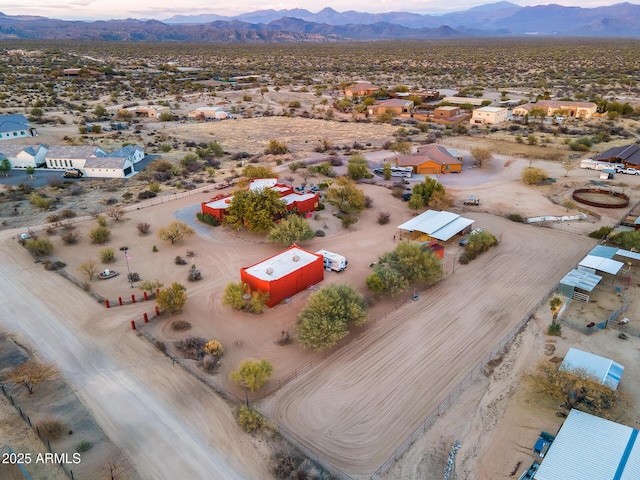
<box><xmin>344</xmin><ymin>82</ymin><xmax>378</xmax><ymax>98</ymax></box>
<box><xmin>368</xmin><ymin>99</ymin><xmax>414</xmax><ymax>117</ymax></box>
<box><xmin>513</xmin><ymin>100</ymin><xmax>598</xmax><ymax>119</ymax></box>
<box><xmin>394</xmin><ymin>144</ymin><xmax>463</xmax><ymax>174</ymax></box>
<box><xmin>0</xmin><ymin>114</ymin><xmax>38</xmax><ymax>141</ymax></box>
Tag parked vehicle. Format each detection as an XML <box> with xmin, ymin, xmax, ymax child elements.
<box><xmin>463</xmin><ymin>195</ymin><xmax>480</xmax><ymax>205</ymax></box>
<box><xmin>62</xmin><ymin>168</ymin><xmax>83</xmax><ymax>178</ymax></box>
<box><xmin>617</xmin><ymin>167</ymin><xmax>639</xmax><ymax>175</ymax></box>
<box><xmin>315</xmin><ymin>249</ymin><xmax>348</xmax><ymax>272</ymax></box>
<box><xmin>580</xmin><ymin>159</ymin><xmax>624</xmax><ymax>171</ymax></box>
<box><xmin>390</xmin><ymin>166</ymin><xmax>413</xmax><ymax>178</ymax></box>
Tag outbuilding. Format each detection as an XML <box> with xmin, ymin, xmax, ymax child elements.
<box><xmin>471</xmin><ymin>106</ymin><xmax>508</xmax><ymax>125</ymax></box>
<box><xmin>0</xmin><ymin>144</ymin><xmax>48</xmax><ymax>168</ymax></box>
<box><xmin>240</xmin><ymin>246</ymin><xmax>324</xmax><ymax>307</ymax></box>
<box><xmin>559</xmin><ymin>348</ymin><xmax>624</xmax><ymax>390</ymax></box>
<box><xmin>397</xmin><ymin>210</ymin><xmax>474</xmax><ymax>242</ymax></box>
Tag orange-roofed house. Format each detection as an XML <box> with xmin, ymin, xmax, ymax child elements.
<box><xmin>394</xmin><ymin>144</ymin><xmax>463</xmax><ymax>174</ymax></box>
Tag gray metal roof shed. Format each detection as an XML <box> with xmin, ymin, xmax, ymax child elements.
<box><xmin>397</xmin><ymin>210</ymin><xmax>474</xmax><ymax>241</ymax></box>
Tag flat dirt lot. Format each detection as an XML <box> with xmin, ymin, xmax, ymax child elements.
<box><xmin>3</xmin><ymin>113</ymin><xmax>640</xmax><ymax>479</ymax></box>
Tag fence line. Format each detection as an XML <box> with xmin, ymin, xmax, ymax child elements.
<box><xmin>0</xmin><ymin>385</ymin><xmax>75</xmax><ymax>480</ymax></box>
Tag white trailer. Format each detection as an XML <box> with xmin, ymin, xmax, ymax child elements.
<box><xmin>315</xmin><ymin>249</ymin><xmax>348</xmax><ymax>272</ymax></box>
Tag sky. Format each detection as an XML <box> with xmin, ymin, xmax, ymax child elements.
<box><xmin>0</xmin><ymin>1</ymin><xmax>629</xmax><ymax>21</ymax></box>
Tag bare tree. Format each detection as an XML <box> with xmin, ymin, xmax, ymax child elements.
<box><xmin>562</xmin><ymin>159</ymin><xmax>577</xmax><ymax>177</ymax></box>
<box><xmin>99</xmin><ymin>451</ymin><xmax>129</xmax><ymax>480</ymax></box>
<box><xmin>78</xmin><ymin>260</ymin><xmax>98</xmax><ymax>280</ymax></box>
<box><xmin>470</xmin><ymin>147</ymin><xmax>493</xmax><ymax>168</ymax></box>
<box><xmin>4</xmin><ymin>360</ymin><xmax>57</xmax><ymax>394</ymax></box>
<box><xmin>105</xmin><ymin>205</ymin><xmax>125</xmax><ymax>221</ymax></box>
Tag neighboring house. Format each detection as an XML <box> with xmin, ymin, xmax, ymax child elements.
<box><xmin>45</xmin><ymin>145</ymin><xmax>108</xmax><ymax>170</ymax></box>
<box><xmin>122</xmin><ymin>105</ymin><xmax>170</xmax><ymax>119</ymax></box>
<box><xmin>109</xmin><ymin>145</ymin><xmax>145</xmax><ymax>164</ymax></box>
<box><xmin>471</xmin><ymin>106</ymin><xmax>508</xmax><ymax>124</ymax></box>
<box><xmin>368</xmin><ymin>99</ymin><xmax>414</xmax><ymax>116</ymax></box>
<box><xmin>595</xmin><ymin>144</ymin><xmax>640</xmax><ymax>167</ymax></box>
<box><xmin>45</xmin><ymin>144</ymin><xmax>142</xmax><ymax>178</ymax></box>
<box><xmin>395</xmin><ymin>144</ymin><xmax>462</xmax><ymax>174</ymax></box>
<box><xmin>513</xmin><ymin>100</ymin><xmax>598</xmax><ymax>119</ymax></box>
<box><xmin>84</xmin><ymin>156</ymin><xmax>135</xmax><ymax>178</ymax></box>
<box><xmin>188</xmin><ymin>106</ymin><xmax>229</xmax><ymax>120</ymax></box>
<box><xmin>394</xmin><ymin>90</ymin><xmax>440</xmax><ymax>102</ymax></box>
<box><xmin>0</xmin><ymin>144</ymin><xmax>48</xmax><ymax>168</ymax></box>
<box><xmin>434</xmin><ymin>106</ymin><xmax>460</xmax><ymax>119</ymax></box>
<box><xmin>442</xmin><ymin>96</ymin><xmax>488</xmax><ymax>106</ymax></box>
<box><xmin>344</xmin><ymin>82</ymin><xmax>378</xmax><ymax>98</ymax></box>
<box><xmin>240</xmin><ymin>245</ymin><xmax>324</xmax><ymax>307</ymax></box>
<box><xmin>0</xmin><ymin>114</ymin><xmax>38</xmax><ymax>141</ymax></box>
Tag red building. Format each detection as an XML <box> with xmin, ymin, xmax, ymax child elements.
<box><xmin>200</xmin><ymin>179</ymin><xmax>319</xmax><ymax>221</ymax></box>
<box><xmin>240</xmin><ymin>246</ymin><xmax>324</xmax><ymax>307</ymax></box>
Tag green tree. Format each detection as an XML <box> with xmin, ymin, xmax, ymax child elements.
<box><xmin>25</xmin><ymin>166</ymin><xmax>35</xmax><ymax>179</ymax></box>
<box><xmin>366</xmin><ymin>266</ymin><xmax>409</xmax><ymax>297</ymax></box>
<box><xmin>324</xmin><ymin>177</ymin><xmax>366</xmax><ymax>215</ymax></box>
<box><xmin>157</xmin><ymin>220</ymin><xmax>195</xmax><ymax>244</ymax></box>
<box><xmin>225</xmin><ymin>188</ymin><xmax>287</xmax><ymax>232</ymax></box>
<box><xmin>378</xmin><ymin>241</ymin><xmax>442</xmax><ymax>283</ymax></box>
<box><xmin>410</xmin><ymin>177</ymin><xmax>446</xmax><ymax>210</ymax></box>
<box><xmin>156</xmin><ymin>282</ymin><xmax>187</xmax><ymax>314</ymax></box>
<box><xmin>267</xmin><ymin>215</ymin><xmax>315</xmax><ymax>245</ymax></box>
<box><xmin>231</xmin><ymin>359</ymin><xmax>273</xmax><ymax>406</ymax></box>
<box><xmin>383</xmin><ymin>163</ymin><xmax>392</xmax><ymax>180</ymax></box>
<box><xmin>296</xmin><ymin>284</ymin><xmax>367</xmax><ymax>351</ymax></box>
<box><xmin>30</xmin><ymin>107</ymin><xmax>44</xmax><ymax>121</ymax></box>
<box><xmin>529</xmin><ymin>106</ymin><xmax>547</xmax><ymax>122</ymax></box>
<box><xmin>0</xmin><ymin>158</ymin><xmax>11</xmax><ymax>176</ymax></box>
<box><xmin>222</xmin><ymin>282</ymin><xmax>246</xmax><ymax>310</ymax></box>
<box><xmin>242</xmin><ymin>165</ymin><xmax>275</xmax><ymax>180</ymax></box>
<box><xmin>607</xmin><ymin>231</ymin><xmax>640</xmax><ymax>251</ymax></box>
<box><xmin>346</xmin><ymin>154</ymin><xmax>371</xmax><ymax>181</ymax></box>
<box><xmin>549</xmin><ymin>296</ymin><xmax>563</xmax><ymax>323</ymax></box>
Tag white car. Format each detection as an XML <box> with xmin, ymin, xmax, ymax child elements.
<box><xmin>617</xmin><ymin>167</ymin><xmax>639</xmax><ymax>175</ymax></box>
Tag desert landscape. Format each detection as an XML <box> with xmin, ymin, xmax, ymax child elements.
<box><xmin>2</xmin><ymin>39</ymin><xmax>640</xmax><ymax>480</ymax></box>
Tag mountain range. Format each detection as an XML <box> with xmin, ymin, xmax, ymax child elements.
<box><xmin>1</xmin><ymin>2</ymin><xmax>639</xmax><ymax>42</ymax></box>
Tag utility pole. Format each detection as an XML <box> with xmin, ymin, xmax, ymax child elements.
<box><xmin>120</xmin><ymin>246</ymin><xmax>133</xmax><ymax>288</ymax></box>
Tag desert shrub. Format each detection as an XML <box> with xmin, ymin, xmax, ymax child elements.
<box><xmin>175</xmin><ymin>337</ymin><xmax>206</xmax><ymax>360</ymax></box>
<box><xmin>89</xmin><ymin>226</ymin><xmax>111</xmax><ymax>244</ymax></box>
<box><xmin>459</xmin><ymin>231</ymin><xmax>499</xmax><ymax>264</ymax></box>
<box><xmin>38</xmin><ymin>419</ymin><xmax>64</xmax><ymax>441</ymax></box>
<box><xmin>196</xmin><ymin>212</ymin><xmax>219</xmax><ymax>226</ymax></box>
<box><xmin>128</xmin><ymin>273</ymin><xmax>140</xmax><ymax>282</ymax></box>
<box><xmin>95</xmin><ymin>215</ymin><xmax>107</xmax><ymax>227</ymax></box>
<box><xmin>29</xmin><ymin>194</ymin><xmax>53</xmax><ymax>211</ymax></box>
<box><xmin>45</xmin><ymin>225</ymin><xmax>57</xmax><ymax>236</ymax></box>
<box><xmin>76</xmin><ymin>441</ymin><xmax>93</xmax><ymax>453</ymax></box>
<box><xmin>315</xmin><ymin>229</ymin><xmax>325</xmax><ymax>237</ymax></box>
<box><xmin>175</xmin><ymin>256</ymin><xmax>187</xmax><ymax>265</ymax></box>
<box><xmin>234</xmin><ymin>406</ymin><xmax>266</xmax><ymax>433</ymax></box>
<box><xmin>100</xmin><ymin>248</ymin><xmax>115</xmax><ymax>263</ymax></box>
<box><xmin>508</xmin><ymin>213</ymin><xmax>525</xmax><ymax>222</ymax></box>
<box><xmin>522</xmin><ymin>167</ymin><xmax>548</xmax><ymax>185</ymax></box>
<box><xmin>547</xmin><ymin>323</ymin><xmax>562</xmax><ymax>336</ymax></box>
<box><xmin>46</xmin><ymin>214</ymin><xmax>61</xmax><ymax>223</ymax></box>
<box><xmin>187</xmin><ymin>267</ymin><xmax>202</xmax><ymax>282</ymax></box>
<box><xmin>377</xmin><ymin>211</ymin><xmax>391</xmax><ymax>224</ymax></box>
<box><xmin>171</xmin><ymin>320</ymin><xmax>192</xmax><ymax>331</ymax></box>
<box><xmin>148</xmin><ymin>182</ymin><xmax>161</xmax><ymax>193</ymax></box>
<box><xmin>60</xmin><ymin>209</ymin><xmax>76</xmax><ymax>219</ymax></box>
<box><xmin>265</xmin><ymin>139</ymin><xmax>288</xmax><ymax>155</ymax></box>
<box><xmin>204</xmin><ymin>340</ymin><xmax>223</xmax><ymax>357</ymax></box>
<box><xmin>201</xmin><ymin>354</ymin><xmax>220</xmax><ymax>373</ymax></box>
<box><xmin>155</xmin><ymin>341</ymin><xmax>166</xmax><ymax>353</ymax></box>
<box><xmin>138</xmin><ymin>190</ymin><xmax>157</xmax><ymax>200</ymax></box>
<box><xmin>137</xmin><ymin>222</ymin><xmax>151</xmax><ymax>234</ymax></box>
<box><xmin>152</xmin><ymin>245</ymin><xmax>158</xmax><ymax>252</ymax></box>
<box><xmin>24</xmin><ymin>238</ymin><xmax>53</xmax><ymax>256</ymax></box>
<box><xmin>589</xmin><ymin>226</ymin><xmax>613</xmax><ymax>239</ymax></box>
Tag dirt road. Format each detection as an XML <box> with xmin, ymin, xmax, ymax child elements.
<box><xmin>262</xmin><ymin>213</ymin><xmax>597</xmax><ymax>477</ymax></box>
<box><xmin>0</xmin><ymin>230</ymin><xmax>273</xmax><ymax>480</ymax></box>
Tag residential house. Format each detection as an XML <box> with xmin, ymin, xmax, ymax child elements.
<box><xmin>471</xmin><ymin>106</ymin><xmax>508</xmax><ymax>125</ymax></box>
<box><xmin>121</xmin><ymin>105</ymin><xmax>171</xmax><ymax>119</ymax></box>
<box><xmin>109</xmin><ymin>145</ymin><xmax>145</xmax><ymax>164</ymax></box>
<box><xmin>84</xmin><ymin>156</ymin><xmax>135</xmax><ymax>178</ymax></box>
<box><xmin>595</xmin><ymin>144</ymin><xmax>640</xmax><ymax>167</ymax></box>
<box><xmin>188</xmin><ymin>106</ymin><xmax>229</xmax><ymax>120</ymax></box>
<box><xmin>434</xmin><ymin>106</ymin><xmax>460</xmax><ymax>120</ymax></box>
<box><xmin>344</xmin><ymin>82</ymin><xmax>378</xmax><ymax>98</ymax></box>
<box><xmin>394</xmin><ymin>90</ymin><xmax>440</xmax><ymax>102</ymax></box>
<box><xmin>0</xmin><ymin>114</ymin><xmax>38</xmax><ymax>141</ymax></box>
<box><xmin>395</xmin><ymin>144</ymin><xmax>463</xmax><ymax>174</ymax></box>
<box><xmin>45</xmin><ymin>145</ymin><xmax>108</xmax><ymax>171</ymax></box>
<box><xmin>425</xmin><ymin>106</ymin><xmax>472</xmax><ymax>125</ymax></box>
<box><xmin>513</xmin><ymin>100</ymin><xmax>598</xmax><ymax>119</ymax></box>
<box><xmin>0</xmin><ymin>144</ymin><xmax>48</xmax><ymax>168</ymax></box>
<box><xmin>442</xmin><ymin>96</ymin><xmax>488</xmax><ymax>106</ymax></box>
<box><xmin>368</xmin><ymin>99</ymin><xmax>414</xmax><ymax>117</ymax></box>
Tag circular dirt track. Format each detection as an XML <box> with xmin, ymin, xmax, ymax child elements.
<box><xmin>261</xmin><ymin>213</ymin><xmax>598</xmax><ymax>477</ymax></box>
<box><xmin>572</xmin><ymin>188</ymin><xmax>629</xmax><ymax>208</ymax></box>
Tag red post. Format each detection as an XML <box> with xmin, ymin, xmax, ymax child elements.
<box><xmin>143</xmin><ymin>312</ymin><xmax>149</xmax><ymax>323</ymax></box>
<box><xmin>131</xmin><ymin>294</ymin><xmax>136</xmax><ymax>304</ymax></box>
<box><xmin>130</xmin><ymin>320</ymin><xmax>136</xmax><ymax>330</ymax></box>
<box><xmin>156</xmin><ymin>288</ymin><xmax>160</xmax><ymax>294</ymax></box>
<box><xmin>143</xmin><ymin>291</ymin><xmax>148</xmax><ymax>301</ymax></box>
<box><xmin>119</xmin><ymin>296</ymin><xmax>123</xmax><ymax>306</ymax></box>
<box><xmin>105</xmin><ymin>299</ymin><xmax>110</xmax><ymax>308</ymax></box>
<box><xmin>155</xmin><ymin>306</ymin><xmax>160</xmax><ymax>317</ymax></box>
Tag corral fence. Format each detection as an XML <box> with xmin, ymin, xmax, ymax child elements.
<box><xmin>0</xmin><ymin>384</ymin><xmax>76</xmax><ymax>479</ymax></box>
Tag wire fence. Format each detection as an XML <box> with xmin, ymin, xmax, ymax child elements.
<box><xmin>0</xmin><ymin>385</ymin><xmax>76</xmax><ymax>480</ymax></box>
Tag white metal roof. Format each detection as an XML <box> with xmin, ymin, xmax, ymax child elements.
<box><xmin>204</xmin><ymin>196</ymin><xmax>232</xmax><ymax>210</ymax></box>
<box><xmin>560</xmin><ymin>347</ymin><xmax>624</xmax><ymax>391</ymax></box>
<box><xmin>243</xmin><ymin>247</ymin><xmax>320</xmax><ymax>281</ymax></box>
<box><xmin>559</xmin><ymin>269</ymin><xmax>602</xmax><ymax>292</ymax></box>
<box><xmin>616</xmin><ymin>249</ymin><xmax>640</xmax><ymax>261</ymax></box>
<box><xmin>280</xmin><ymin>192</ymin><xmax>316</xmax><ymax>205</ymax></box>
<box><xmin>397</xmin><ymin>210</ymin><xmax>474</xmax><ymax>241</ymax></box>
<box><xmin>249</xmin><ymin>178</ymin><xmax>278</xmax><ymax>191</ymax></box>
<box><xmin>579</xmin><ymin>255</ymin><xmax>624</xmax><ymax>275</ymax></box>
<box><xmin>534</xmin><ymin>409</ymin><xmax>640</xmax><ymax>480</ymax></box>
